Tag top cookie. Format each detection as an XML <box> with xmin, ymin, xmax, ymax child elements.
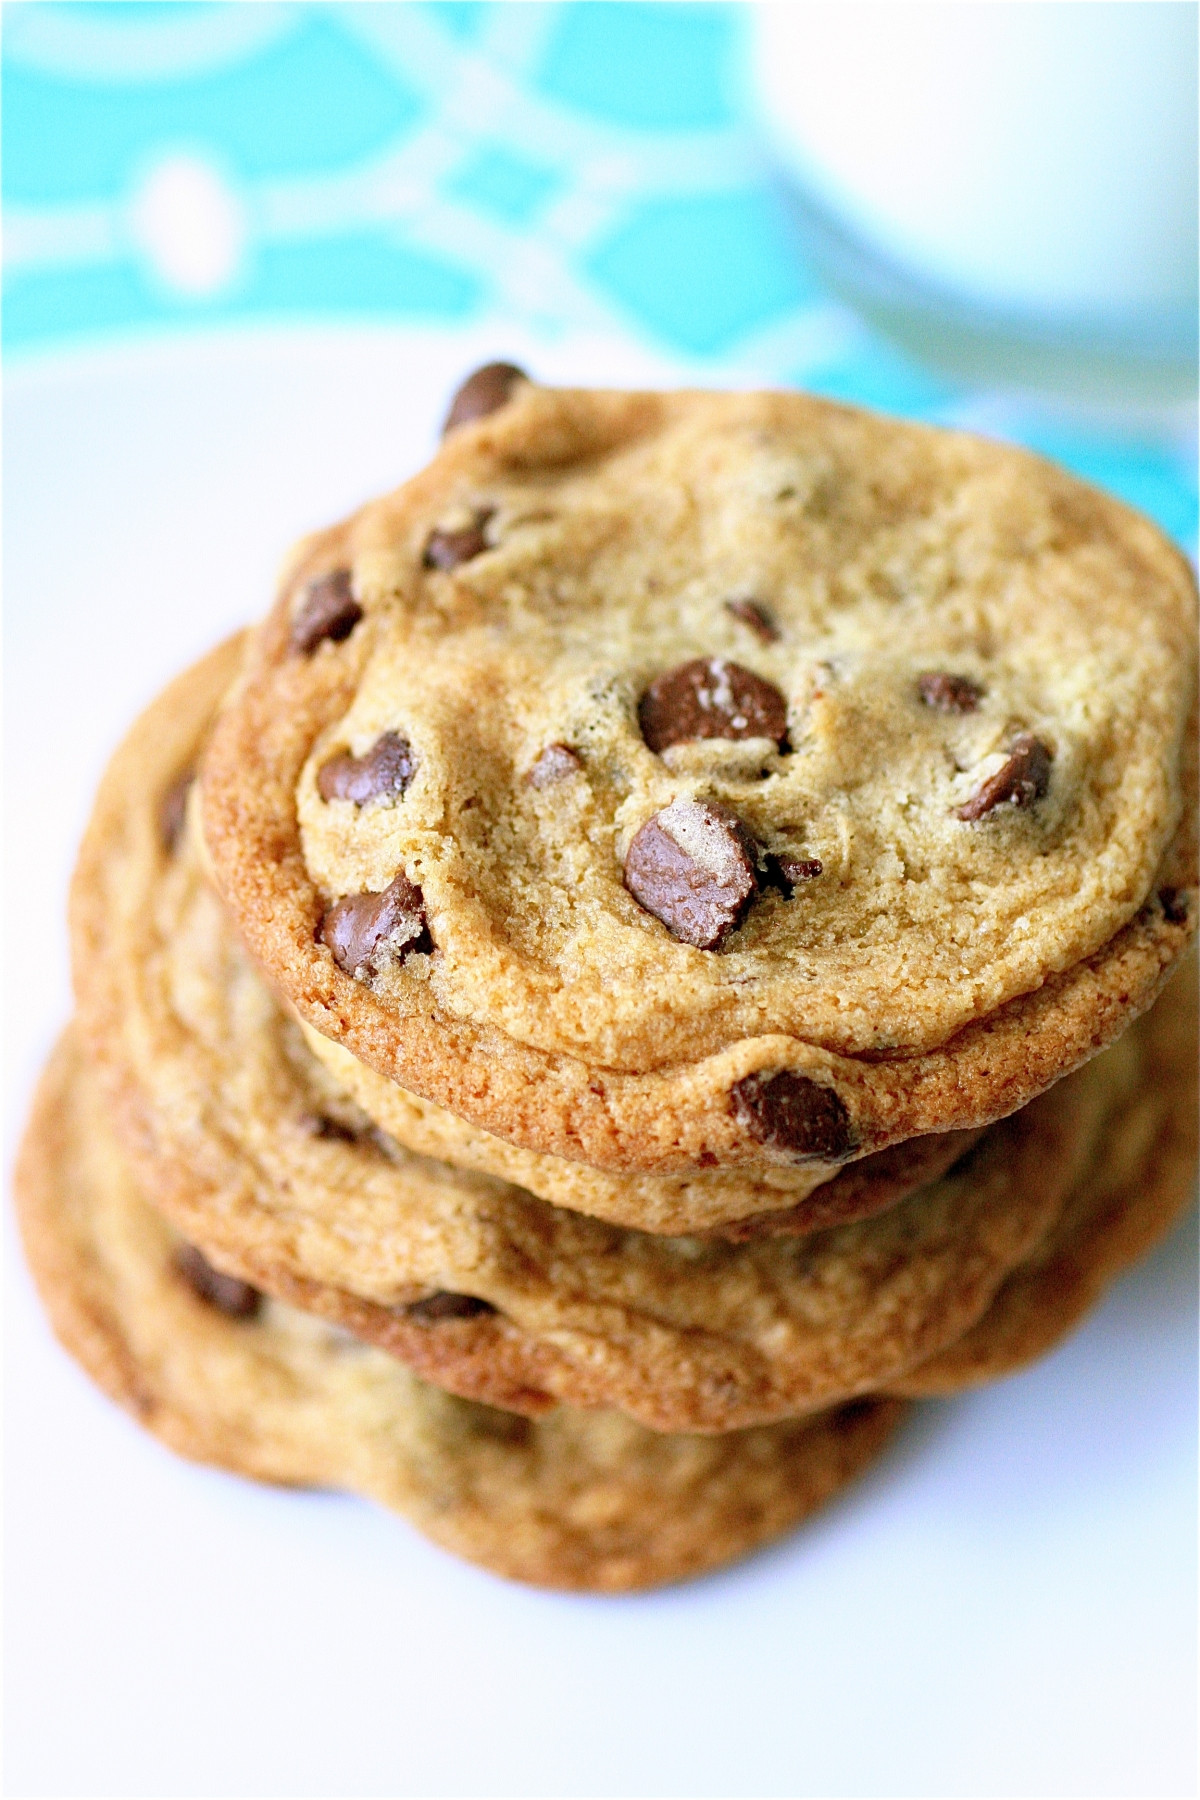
<box><xmin>204</xmin><ymin>378</ymin><xmax>1196</xmax><ymax>1171</ymax></box>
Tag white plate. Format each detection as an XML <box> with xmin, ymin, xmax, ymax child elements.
<box><xmin>5</xmin><ymin>325</ymin><xmax>1196</xmax><ymax>1800</ymax></box>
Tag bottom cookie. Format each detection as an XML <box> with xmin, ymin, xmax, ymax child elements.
<box><xmin>15</xmin><ymin>1032</ymin><xmax>904</xmax><ymax>1593</ymax></box>
<box><xmin>895</xmin><ymin>954</ymin><xmax>1198</xmax><ymax>1396</ymax></box>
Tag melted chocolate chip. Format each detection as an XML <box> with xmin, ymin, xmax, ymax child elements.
<box><xmin>406</xmin><ymin>1291</ymin><xmax>497</xmax><ymax>1323</ymax></box>
<box><xmin>158</xmin><ymin>769</ymin><xmax>193</xmax><ymax>852</ymax></box>
<box><xmin>624</xmin><ymin>799</ymin><xmax>760</xmax><ymax>949</ymax></box>
<box><xmin>730</xmin><ymin>1071</ymin><xmax>855</xmax><ymax>1160</ymax></box>
<box><xmin>639</xmin><ymin>659</ymin><xmax>789</xmax><ymax>754</ymax></box>
<box><xmin>174</xmin><ymin>1244</ymin><xmax>262</xmax><ymax>1319</ymax></box>
<box><xmin>289</xmin><ymin>569</ymin><xmax>362</xmax><ymax>655</ymax></box>
<box><xmin>527</xmin><ymin>743</ymin><xmax>582</xmax><ymax>788</ymax></box>
<box><xmin>424</xmin><ymin>510</ymin><xmax>493</xmax><ymax>571</ymax></box>
<box><xmin>317</xmin><ymin>732</ymin><xmax>416</xmax><ymax>806</ymax></box>
<box><xmin>918</xmin><ymin>671</ymin><xmax>983</xmax><ymax>713</ymax></box>
<box><xmin>957</xmin><ymin>733</ymin><xmax>1052</xmax><ymax>820</ymax></box>
<box><xmin>1159</xmin><ymin>886</ymin><xmax>1191</xmax><ymax>925</ymax></box>
<box><xmin>319</xmin><ymin>872</ymin><xmax>430</xmax><ymax>978</ymax></box>
<box><xmin>442</xmin><ymin>362</ymin><xmax>527</xmax><ymax>434</ymax></box>
<box><xmin>765</xmin><ymin>853</ymin><xmax>823</xmax><ymax>896</ymax></box>
<box><xmin>724</xmin><ymin>598</ymin><xmax>780</xmax><ymax>643</ymax></box>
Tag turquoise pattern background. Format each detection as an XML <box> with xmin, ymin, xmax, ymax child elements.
<box><xmin>4</xmin><ymin>0</ymin><xmax>1195</xmax><ymax>547</ymax></box>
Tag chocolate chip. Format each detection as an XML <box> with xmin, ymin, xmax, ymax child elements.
<box><xmin>319</xmin><ymin>872</ymin><xmax>430</xmax><ymax>978</ymax></box>
<box><xmin>724</xmin><ymin>598</ymin><xmax>780</xmax><ymax>643</ymax></box>
<box><xmin>299</xmin><ymin>1111</ymin><xmax>359</xmax><ymax>1142</ymax></box>
<box><xmin>406</xmin><ymin>1291</ymin><xmax>497</xmax><ymax>1323</ymax></box>
<box><xmin>527</xmin><ymin>743</ymin><xmax>581</xmax><ymax>788</ymax></box>
<box><xmin>317</xmin><ymin>732</ymin><xmax>416</xmax><ymax>806</ymax></box>
<box><xmin>442</xmin><ymin>362</ymin><xmax>527</xmax><ymax>434</ymax></box>
<box><xmin>289</xmin><ymin>569</ymin><xmax>363</xmax><ymax>655</ymax></box>
<box><xmin>764</xmin><ymin>853</ymin><xmax>823</xmax><ymax>896</ymax></box>
<box><xmin>957</xmin><ymin>733</ymin><xmax>1052</xmax><ymax>820</ymax></box>
<box><xmin>158</xmin><ymin>769</ymin><xmax>193</xmax><ymax>851</ymax></box>
<box><xmin>174</xmin><ymin>1244</ymin><xmax>261</xmax><ymax>1319</ymax></box>
<box><xmin>918</xmin><ymin>671</ymin><xmax>983</xmax><ymax>713</ymax></box>
<box><xmin>730</xmin><ymin>1071</ymin><xmax>855</xmax><ymax>1160</ymax></box>
<box><xmin>423</xmin><ymin>510</ymin><xmax>493</xmax><ymax>571</ymax></box>
<box><xmin>624</xmin><ymin>799</ymin><xmax>760</xmax><ymax>949</ymax></box>
<box><xmin>639</xmin><ymin>659</ymin><xmax>789</xmax><ymax>754</ymax></box>
<box><xmin>1159</xmin><ymin>886</ymin><xmax>1191</xmax><ymax>925</ymax></box>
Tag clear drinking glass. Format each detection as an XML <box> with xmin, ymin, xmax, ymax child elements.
<box><xmin>748</xmin><ymin>1</ymin><xmax>1198</xmax><ymax>422</ymax></box>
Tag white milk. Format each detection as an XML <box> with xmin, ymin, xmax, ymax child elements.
<box><xmin>748</xmin><ymin>2</ymin><xmax>1197</xmax><ymax>403</ymax></box>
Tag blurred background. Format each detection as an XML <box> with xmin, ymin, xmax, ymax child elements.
<box><xmin>4</xmin><ymin>0</ymin><xmax>1197</xmax><ymax>540</ymax></box>
<box><xmin>5</xmin><ymin>9</ymin><xmax>1198</xmax><ymax>1799</ymax></box>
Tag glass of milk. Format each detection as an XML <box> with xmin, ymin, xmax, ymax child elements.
<box><xmin>748</xmin><ymin>1</ymin><xmax>1198</xmax><ymax>416</ymax></box>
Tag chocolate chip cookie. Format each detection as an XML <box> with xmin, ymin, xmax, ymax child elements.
<box><xmin>70</xmin><ymin>648</ymin><xmax>1138</xmax><ymax>1433</ymax></box>
<box><xmin>17</xmin><ymin>1028</ymin><xmax>904</xmax><ymax>1592</ymax></box>
<box><xmin>202</xmin><ymin>381</ymin><xmax>1197</xmax><ymax>1177</ymax></box>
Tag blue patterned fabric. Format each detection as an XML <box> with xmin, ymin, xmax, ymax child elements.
<box><xmin>4</xmin><ymin>1</ymin><xmax>1194</xmax><ymax>546</ymax></box>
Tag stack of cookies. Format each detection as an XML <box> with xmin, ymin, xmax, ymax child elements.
<box><xmin>19</xmin><ymin>370</ymin><xmax>1198</xmax><ymax>1591</ymax></box>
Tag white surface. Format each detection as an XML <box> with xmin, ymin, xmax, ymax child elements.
<box><xmin>750</xmin><ymin>2</ymin><xmax>1199</xmax><ymax>319</ymax></box>
<box><xmin>5</xmin><ymin>328</ymin><xmax>1197</xmax><ymax>1800</ymax></box>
